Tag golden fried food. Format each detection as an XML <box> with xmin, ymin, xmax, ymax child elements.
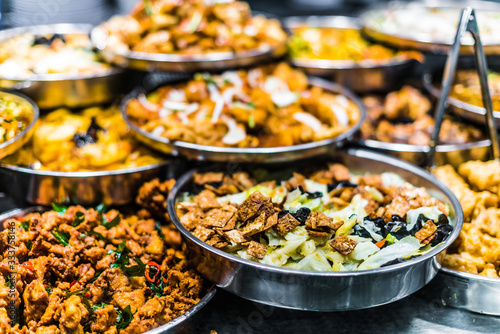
<box><xmin>361</xmin><ymin>85</ymin><xmax>486</xmax><ymax>145</ymax></box>
<box><xmin>450</xmin><ymin>70</ymin><xmax>500</xmax><ymax>111</ymax></box>
<box><xmin>1</xmin><ymin>105</ymin><xmax>164</xmax><ymax>171</ymax></box>
<box><xmin>0</xmin><ymin>92</ymin><xmax>33</xmax><ymax>144</ymax></box>
<box><xmin>434</xmin><ymin>161</ymin><xmax>500</xmax><ymax>278</ymax></box>
<box><xmin>0</xmin><ymin>33</ymin><xmax>111</xmax><ymax>78</ymax></box>
<box><xmin>97</xmin><ymin>0</ymin><xmax>287</xmax><ymax>56</ymax></box>
<box><xmin>0</xmin><ymin>196</ymin><xmax>206</xmax><ymax>333</ymax></box>
<box><xmin>175</xmin><ymin>165</ymin><xmax>453</xmax><ymax>272</ymax></box>
<box><xmin>289</xmin><ymin>26</ymin><xmax>421</xmax><ymax>64</ymax></box>
<box><xmin>126</xmin><ymin>63</ymin><xmax>361</xmax><ymax>148</ymax></box>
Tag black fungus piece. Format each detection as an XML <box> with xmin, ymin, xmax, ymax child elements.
<box><xmin>391</xmin><ymin>215</ymin><xmax>406</xmax><ymax>223</ymax></box>
<box><xmin>292</xmin><ymin>208</ymin><xmax>311</xmax><ymax>224</ymax></box>
<box><xmin>327</xmin><ymin>181</ymin><xmax>357</xmax><ymax>193</ymax></box>
<box><xmin>383</xmin><ymin>221</ymin><xmax>397</xmax><ymax>237</ymax></box>
<box><xmin>408</xmin><ymin>214</ymin><xmax>428</xmax><ymax>235</ymax></box>
<box><xmin>32</xmin><ymin>33</ymin><xmax>66</xmax><ymax>46</ymax></box>
<box><xmin>278</xmin><ymin>210</ymin><xmax>290</xmax><ymax>219</ymax></box>
<box><xmin>389</xmin><ymin>222</ymin><xmax>410</xmax><ymax>240</ymax></box>
<box><xmin>292</xmin><ymin>186</ymin><xmax>323</xmax><ymax>199</ymax></box>
<box><xmin>430</xmin><ymin>224</ymin><xmax>454</xmax><ymax>246</ymax></box>
<box><xmin>437</xmin><ymin>214</ymin><xmax>449</xmax><ymax>227</ymax></box>
<box><xmin>364</xmin><ymin>216</ymin><xmax>386</xmax><ymax>231</ymax></box>
<box><xmin>353</xmin><ymin>224</ymin><xmax>374</xmax><ymax>241</ymax></box>
<box><xmin>73</xmin><ymin>117</ymin><xmax>104</xmax><ymax>148</ymax></box>
<box><xmin>380</xmin><ymin>258</ymin><xmax>406</xmax><ymax>267</ymax></box>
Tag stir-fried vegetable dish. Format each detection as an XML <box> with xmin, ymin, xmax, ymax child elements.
<box><xmin>1</xmin><ymin>105</ymin><xmax>164</xmax><ymax>171</ymax></box>
<box><xmin>289</xmin><ymin>26</ymin><xmax>421</xmax><ymax>64</ymax></box>
<box><xmin>0</xmin><ymin>33</ymin><xmax>111</xmax><ymax>78</ymax></box>
<box><xmin>96</xmin><ymin>0</ymin><xmax>287</xmax><ymax>56</ymax></box>
<box><xmin>0</xmin><ymin>180</ymin><xmax>207</xmax><ymax>333</ymax></box>
<box><xmin>435</xmin><ymin>161</ymin><xmax>500</xmax><ymax>278</ymax></box>
<box><xmin>361</xmin><ymin>85</ymin><xmax>486</xmax><ymax>145</ymax></box>
<box><xmin>126</xmin><ymin>63</ymin><xmax>361</xmax><ymax>148</ymax></box>
<box><xmin>176</xmin><ymin>165</ymin><xmax>454</xmax><ymax>271</ymax></box>
<box><xmin>0</xmin><ymin>92</ymin><xmax>33</xmax><ymax>144</ymax></box>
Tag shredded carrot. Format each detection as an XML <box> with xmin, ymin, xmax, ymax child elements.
<box><xmin>375</xmin><ymin>239</ymin><xmax>386</xmax><ymax>248</ymax></box>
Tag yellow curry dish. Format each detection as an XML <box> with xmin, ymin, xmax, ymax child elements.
<box><xmin>288</xmin><ymin>26</ymin><xmax>422</xmax><ymax>65</ymax></box>
<box><xmin>450</xmin><ymin>69</ymin><xmax>500</xmax><ymax>111</ymax></box>
<box><xmin>434</xmin><ymin>161</ymin><xmax>500</xmax><ymax>278</ymax></box>
<box><xmin>125</xmin><ymin>62</ymin><xmax>361</xmax><ymax>148</ymax></box>
<box><xmin>96</xmin><ymin>0</ymin><xmax>287</xmax><ymax>56</ymax></box>
<box><xmin>0</xmin><ymin>32</ymin><xmax>111</xmax><ymax>78</ymax></box>
<box><xmin>1</xmin><ymin>105</ymin><xmax>164</xmax><ymax>172</ymax></box>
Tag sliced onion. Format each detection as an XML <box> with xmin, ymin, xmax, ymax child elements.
<box><xmin>272</xmin><ymin>91</ymin><xmax>299</xmax><ymax>107</ymax></box>
<box><xmin>222</xmin><ymin>71</ymin><xmax>243</xmax><ymax>87</ymax></box>
<box><xmin>336</xmin><ymin>94</ymin><xmax>349</xmax><ymax>107</ymax></box>
<box><xmin>152</xmin><ymin>125</ymin><xmax>165</xmax><ymax>137</ymax></box>
<box><xmin>247</xmin><ymin>68</ymin><xmax>262</xmax><ymax>88</ymax></box>
<box><xmin>264</xmin><ymin>76</ymin><xmax>287</xmax><ymax>93</ymax></box>
<box><xmin>221</xmin><ymin>116</ymin><xmax>246</xmax><ymax>145</ymax></box>
<box><xmin>293</xmin><ymin>112</ymin><xmax>322</xmax><ymax>131</ymax></box>
<box><xmin>167</xmin><ymin>89</ymin><xmax>186</xmax><ymax>102</ymax></box>
<box><xmin>163</xmin><ymin>101</ymin><xmax>188</xmax><ymax>111</ymax></box>
<box><xmin>138</xmin><ymin>93</ymin><xmax>159</xmax><ymax>112</ymax></box>
<box><xmin>330</xmin><ymin>105</ymin><xmax>349</xmax><ymax>127</ymax></box>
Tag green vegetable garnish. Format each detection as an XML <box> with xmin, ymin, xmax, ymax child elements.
<box><xmin>116</xmin><ymin>305</ymin><xmax>135</xmax><ymax>329</ymax></box>
<box><xmin>52</xmin><ymin>203</ymin><xmax>67</xmax><ymax>215</ymax></box>
<box><xmin>248</xmin><ymin>114</ymin><xmax>255</xmax><ymax>129</ymax></box>
<box><xmin>27</xmin><ymin>240</ymin><xmax>33</xmax><ymax>251</ymax></box>
<box><xmin>72</xmin><ymin>211</ymin><xmax>85</xmax><ymax>227</ymax></box>
<box><xmin>95</xmin><ymin>203</ymin><xmax>107</xmax><ymax>214</ymax></box>
<box><xmin>155</xmin><ymin>221</ymin><xmax>165</xmax><ymax>240</ymax></box>
<box><xmin>91</xmin><ymin>302</ymin><xmax>107</xmax><ymax>311</ymax></box>
<box><xmin>51</xmin><ymin>228</ymin><xmax>71</xmax><ymax>247</ymax></box>
<box><xmin>102</xmin><ymin>214</ymin><xmax>121</xmax><ymax>230</ymax></box>
<box><xmin>20</xmin><ymin>220</ymin><xmax>30</xmax><ymax>232</ymax></box>
<box><xmin>386</xmin><ymin>233</ymin><xmax>397</xmax><ymax>245</ymax></box>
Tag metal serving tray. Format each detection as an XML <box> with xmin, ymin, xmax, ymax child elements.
<box><xmin>423</xmin><ymin>71</ymin><xmax>500</xmax><ymax>126</ymax></box>
<box><xmin>121</xmin><ymin>77</ymin><xmax>366</xmax><ymax>163</ymax></box>
<box><xmin>166</xmin><ymin>148</ymin><xmax>464</xmax><ymax>311</ymax></box>
<box><xmin>0</xmin><ymin>159</ymin><xmax>183</xmax><ymax>207</ymax></box>
<box><xmin>361</xmin><ymin>0</ymin><xmax>500</xmax><ymax>55</ymax></box>
<box><xmin>0</xmin><ymin>24</ymin><xmax>126</xmax><ymax>109</ymax></box>
<box><xmin>0</xmin><ymin>90</ymin><xmax>39</xmax><ymax>160</ymax></box>
<box><xmin>91</xmin><ymin>17</ymin><xmax>287</xmax><ymax>73</ymax></box>
<box><xmin>283</xmin><ymin>15</ymin><xmax>418</xmax><ymax>93</ymax></box>
<box><xmin>0</xmin><ymin>206</ymin><xmax>217</xmax><ymax>333</ymax></box>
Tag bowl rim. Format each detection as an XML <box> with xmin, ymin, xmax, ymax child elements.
<box><xmin>0</xmin><ymin>23</ymin><xmax>123</xmax><ymax>82</ymax></box>
<box><xmin>0</xmin><ymin>90</ymin><xmax>39</xmax><ymax>153</ymax></box>
<box><xmin>358</xmin><ymin>138</ymin><xmax>492</xmax><ymax>153</ymax></box>
<box><xmin>120</xmin><ymin>76</ymin><xmax>367</xmax><ymax>159</ymax></box>
<box><xmin>167</xmin><ymin>148</ymin><xmax>464</xmax><ymax>278</ymax></box>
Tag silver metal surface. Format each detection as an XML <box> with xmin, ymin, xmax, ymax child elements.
<box><xmin>427</xmin><ymin>8</ymin><xmax>500</xmax><ymax>165</ymax></box>
<box><xmin>361</xmin><ymin>0</ymin><xmax>500</xmax><ymax>55</ymax></box>
<box><xmin>0</xmin><ymin>90</ymin><xmax>39</xmax><ymax>160</ymax></box>
<box><xmin>423</xmin><ymin>72</ymin><xmax>500</xmax><ymax>126</ymax></box>
<box><xmin>0</xmin><ymin>206</ymin><xmax>217</xmax><ymax>333</ymax></box>
<box><xmin>0</xmin><ymin>24</ymin><xmax>126</xmax><ymax>109</ymax></box>
<box><xmin>356</xmin><ymin>140</ymin><xmax>491</xmax><ymax>169</ymax></box>
<box><xmin>167</xmin><ymin>148</ymin><xmax>464</xmax><ymax>311</ymax></box>
<box><xmin>91</xmin><ymin>26</ymin><xmax>287</xmax><ymax>73</ymax></box>
<box><xmin>283</xmin><ymin>15</ymin><xmax>417</xmax><ymax>93</ymax></box>
<box><xmin>431</xmin><ymin>268</ymin><xmax>500</xmax><ymax>316</ymax></box>
<box><xmin>0</xmin><ymin>160</ymin><xmax>180</xmax><ymax>206</ymax></box>
<box><xmin>122</xmin><ymin>77</ymin><xmax>366</xmax><ymax>163</ymax></box>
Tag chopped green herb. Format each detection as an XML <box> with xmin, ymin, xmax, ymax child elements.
<box><xmin>45</xmin><ymin>286</ymin><xmax>53</xmax><ymax>294</ymax></box>
<box><xmin>20</xmin><ymin>220</ymin><xmax>30</xmax><ymax>232</ymax></box>
<box><xmin>116</xmin><ymin>305</ymin><xmax>135</xmax><ymax>329</ymax></box>
<box><xmin>4</xmin><ymin>277</ymin><xmax>12</xmax><ymax>287</ymax></box>
<box><xmin>72</xmin><ymin>211</ymin><xmax>85</xmax><ymax>227</ymax></box>
<box><xmin>66</xmin><ymin>287</ymin><xmax>89</xmax><ymax>299</ymax></box>
<box><xmin>248</xmin><ymin>102</ymin><xmax>256</xmax><ymax>109</ymax></box>
<box><xmin>95</xmin><ymin>203</ymin><xmax>107</xmax><ymax>214</ymax></box>
<box><xmin>91</xmin><ymin>302</ymin><xmax>107</xmax><ymax>311</ymax></box>
<box><xmin>144</xmin><ymin>0</ymin><xmax>153</xmax><ymax>16</ymax></box>
<box><xmin>386</xmin><ymin>233</ymin><xmax>397</xmax><ymax>245</ymax></box>
<box><xmin>90</xmin><ymin>271</ymin><xmax>102</xmax><ymax>283</ymax></box>
<box><xmin>51</xmin><ymin>228</ymin><xmax>71</xmax><ymax>247</ymax></box>
<box><xmin>88</xmin><ymin>230</ymin><xmax>106</xmax><ymax>241</ymax></box>
<box><xmin>155</xmin><ymin>221</ymin><xmax>165</xmax><ymax>240</ymax></box>
<box><xmin>122</xmin><ymin>257</ymin><xmax>146</xmax><ymax>277</ymax></box>
<box><xmin>52</xmin><ymin>203</ymin><xmax>67</xmax><ymax>215</ymax></box>
<box><xmin>146</xmin><ymin>278</ymin><xmax>165</xmax><ymax>297</ymax></box>
<box><xmin>102</xmin><ymin>214</ymin><xmax>121</xmax><ymax>230</ymax></box>
<box><xmin>248</xmin><ymin>114</ymin><xmax>255</xmax><ymax>129</ymax></box>
<box><xmin>27</xmin><ymin>240</ymin><xmax>33</xmax><ymax>251</ymax></box>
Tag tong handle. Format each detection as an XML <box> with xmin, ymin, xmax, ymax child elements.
<box><xmin>427</xmin><ymin>7</ymin><xmax>500</xmax><ymax>166</ymax></box>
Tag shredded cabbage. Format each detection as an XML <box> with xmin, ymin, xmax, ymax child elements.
<box><xmin>406</xmin><ymin>206</ymin><xmax>444</xmax><ymax>231</ymax></box>
<box><xmin>358</xmin><ymin>236</ymin><xmax>421</xmax><ymax>270</ymax></box>
<box><xmin>381</xmin><ymin>172</ymin><xmax>406</xmax><ymax>188</ymax></box>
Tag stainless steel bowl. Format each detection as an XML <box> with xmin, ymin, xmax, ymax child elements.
<box><xmin>428</xmin><ymin>268</ymin><xmax>500</xmax><ymax>316</ymax></box>
<box><xmin>283</xmin><ymin>15</ymin><xmax>418</xmax><ymax>93</ymax></box>
<box><xmin>91</xmin><ymin>23</ymin><xmax>287</xmax><ymax>72</ymax></box>
<box><xmin>167</xmin><ymin>148</ymin><xmax>464</xmax><ymax>311</ymax></box>
<box><xmin>0</xmin><ymin>90</ymin><xmax>39</xmax><ymax>160</ymax></box>
<box><xmin>361</xmin><ymin>0</ymin><xmax>500</xmax><ymax>55</ymax></box>
<box><xmin>122</xmin><ymin>77</ymin><xmax>366</xmax><ymax>163</ymax></box>
<box><xmin>357</xmin><ymin>139</ymin><xmax>491</xmax><ymax>168</ymax></box>
<box><xmin>423</xmin><ymin>72</ymin><xmax>500</xmax><ymax>126</ymax></box>
<box><xmin>0</xmin><ymin>206</ymin><xmax>217</xmax><ymax>332</ymax></box>
<box><xmin>0</xmin><ymin>160</ymin><xmax>183</xmax><ymax>206</ymax></box>
<box><xmin>0</xmin><ymin>24</ymin><xmax>126</xmax><ymax>109</ymax></box>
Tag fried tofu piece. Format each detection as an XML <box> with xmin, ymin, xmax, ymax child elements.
<box><xmin>274</xmin><ymin>213</ymin><xmax>300</xmax><ymax>236</ymax></box>
<box><xmin>194</xmin><ymin>172</ymin><xmax>224</xmax><ymax>185</ymax></box>
<box><xmin>224</xmin><ymin>230</ymin><xmax>247</xmax><ymax>244</ymax></box>
<box><xmin>384</xmin><ymin>196</ymin><xmax>410</xmax><ymax>221</ymax></box>
<box><xmin>236</xmin><ymin>191</ymin><xmax>273</xmax><ymax>223</ymax></box>
<box><xmin>194</xmin><ymin>190</ymin><xmax>221</xmax><ymax>210</ymax></box>
<box><xmin>246</xmin><ymin>241</ymin><xmax>267</xmax><ymax>259</ymax></box>
<box><xmin>415</xmin><ymin>220</ymin><xmax>438</xmax><ymax>243</ymax></box>
<box><xmin>192</xmin><ymin>226</ymin><xmax>214</xmax><ymax>242</ymax></box>
<box><xmin>330</xmin><ymin>235</ymin><xmax>358</xmax><ymax>255</ymax></box>
<box><xmin>202</xmin><ymin>207</ymin><xmax>235</xmax><ymax>228</ymax></box>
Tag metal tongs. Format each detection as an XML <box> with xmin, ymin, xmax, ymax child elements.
<box><xmin>427</xmin><ymin>7</ymin><xmax>500</xmax><ymax>167</ymax></box>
